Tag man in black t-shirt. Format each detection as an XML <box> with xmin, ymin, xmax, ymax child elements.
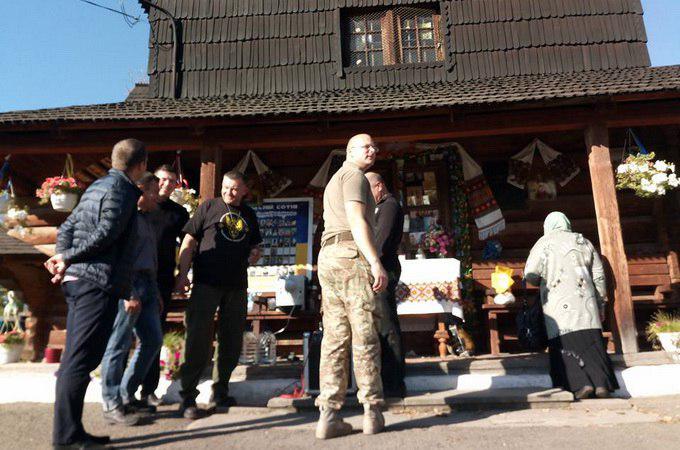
<box><xmin>174</xmin><ymin>170</ymin><xmax>262</xmax><ymax>419</ymax></box>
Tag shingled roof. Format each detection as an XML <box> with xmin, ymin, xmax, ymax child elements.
<box><xmin>142</xmin><ymin>0</ymin><xmax>650</xmax><ymax>98</ymax></box>
<box><xmin>1</xmin><ymin>65</ymin><xmax>678</xmax><ymax>126</ymax></box>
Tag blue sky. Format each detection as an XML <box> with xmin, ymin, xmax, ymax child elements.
<box><xmin>0</xmin><ymin>0</ymin><xmax>678</xmax><ymax>113</ymax></box>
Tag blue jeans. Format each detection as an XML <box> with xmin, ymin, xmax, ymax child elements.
<box><xmin>100</xmin><ymin>272</ymin><xmax>163</xmax><ymax>411</ymax></box>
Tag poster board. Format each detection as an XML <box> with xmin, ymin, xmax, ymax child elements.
<box><xmin>247</xmin><ymin>197</ymin><xmax>314</xmax><ymax>292</ymax></box>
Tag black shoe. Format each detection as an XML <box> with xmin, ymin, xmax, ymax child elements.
<box><xmin>81</xmin><ymin>433</ymin><xmax>110</xmax><ymax>445</ymax></box>
<box><xmin>574</xmin><ymin>385</ymin><xmax>595</xmax><ymax>400</ymax></box>
<box><xmin>207</xmin><ymin>395</ymin><xmax>237</xmax><ymax>413</ymax></box>
<box><xmin>143</xmin><ymin>393</ymin><xmax>163</xmax><ymax>407</ymax></box>
<box><xmin>103</xmin><ymin>405</ymin><xmax>140</xmax><ymax>426</ymax></box>
<box><xmin>126</xmin><ymin>398</ymin><xmax>157</xmax><ymax>414</ymax></box>
<box><xmin>53</xmin><ymin>437</ymin><xmax>106</xmax><ymax>449</ymax></box>
<box><xmin>595</xmin><ymin>387</ymin><xmax>611</xmax><ymax>398</ymax></box>
<box><xmin>178</xmin><ymin>402</ymin><xmax>206</xmax><ymax>420</ymax></box>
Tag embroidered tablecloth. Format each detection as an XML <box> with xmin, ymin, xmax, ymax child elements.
<box><xmin>395</xmin><ymin>257</ymin><xmax>462</xmax><ymax>317</ymax></box>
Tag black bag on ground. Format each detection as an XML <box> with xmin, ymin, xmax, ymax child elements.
<box><xmin>516</xmin><ymin>295</ymin><xmax>548</xmax><ymax>352</ymax></box>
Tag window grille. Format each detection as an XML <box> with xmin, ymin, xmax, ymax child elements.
<box><xmin>345</xmin><ymin>6</ymin><xmax>443</xmax><ymax>68</ymax></box>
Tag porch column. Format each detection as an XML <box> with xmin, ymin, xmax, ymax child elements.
<box><xmin>585</xmin><ymin>123</ymin><xmax>638</xmax><ymax>353</ymax></box>
<box><xmin>199</xmin><ymin>146</ymin><xmax>222</xmax><ymax>201</ymax></box>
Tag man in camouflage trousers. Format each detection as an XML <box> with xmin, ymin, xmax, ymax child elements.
<box><xmin>315</xmin><ymin>133</ymin><xmax>388</xmax><ymax>439</ymax></box>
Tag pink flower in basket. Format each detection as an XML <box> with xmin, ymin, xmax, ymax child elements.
<box><xmin>35</xmin><ymin>176</ymin><xmax>84</xmax><ymax>205</ymax></box>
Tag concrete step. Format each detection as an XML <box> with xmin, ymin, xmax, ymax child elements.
<box><xmin>267</xmin><ymin>387</ymin><xmax>574</xmax><ymax>412</ymax></box>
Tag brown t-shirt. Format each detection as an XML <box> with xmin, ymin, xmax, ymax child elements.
<box><xmin>321</xmin><ymin>161</ymin><xmax>376</xmax><ymax>242</ymax></box>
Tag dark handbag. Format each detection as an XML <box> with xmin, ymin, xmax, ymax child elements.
<box><xmin>516</xmin><ymin>294</ymin><xmax>548</xmax><ymax>352</ymax></box>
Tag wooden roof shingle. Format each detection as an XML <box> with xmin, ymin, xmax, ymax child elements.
<box><xmin>1</xmin><ymin>65</ymin><xmax>678</xmax><ymax>126</ymax></box>
<box><xmin>140</xmin><ymin>0</ymin><xmax>651</xmax><ymax>98</ymax></box>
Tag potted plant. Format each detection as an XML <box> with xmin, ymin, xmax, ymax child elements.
<box><xmin>646</xmin><ymin>311</ymin><xmax>680</xmax><ymax>360</ymax></box>
<box><xmin>36</xmin><ymin>176</ymin><xmax>84</xmax><ymax>212</ymax></box>
<box><xmin>616</xmin><ymin>152</ymin><xmax>678</xmax><ymax>198</ymax></box>
<box><xmin>160</xmin><ymin>331</ymin><xmax>184</xmax><ymax>380</ymax></box>
<box><xmin>0</xmin><ymin>331</ymin><xmax>25</xmax><ymax>364</ymax></box>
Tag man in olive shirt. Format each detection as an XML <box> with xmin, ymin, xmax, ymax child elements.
<box><xmin>365</xmin><ymin>172</ymin><xmax>406</xmax><ymax>398</ymax></box>
<box><xmin>315</xmin><ymin>133</ymin><xmax>388</xmax><ymax>439</ymax></box>
<box><xmin>174</xmin><ymin>170</ymin><xmax>262</xmax><ymax>419</ymax></box>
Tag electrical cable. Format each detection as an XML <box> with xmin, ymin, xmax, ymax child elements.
<box><xmin>76</xmin><ymin>0</ymin><xmax>140</xmax><ymax>24</ymax></box>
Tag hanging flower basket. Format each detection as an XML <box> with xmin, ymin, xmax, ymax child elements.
<box><xmin>615</xmin><ymin>152</ymin><xmax>678</xmax><ymax>198</ymax></box>
<box><xmin>169</xmin><ymin>187</ymin><xmax>199</xmax><ymax>216</ymax></box>
<box><xmin>36</xmin><ymin>177</ymin><xmax>83</xmax><ymax>212</ymax></box>
<box><xmin>0</xmin><ymin>344</ymin><xmax>23</xmax><ymax>365</ymax></box>
<box><xmin>50</xmin><ymin>192</ymin><xmax>79</xmax><ymax>212</ymax></box>
<box><xmin>0</xmin><ymin>331</ymin><xmax>25</xmax><ymax>365</ymax></box>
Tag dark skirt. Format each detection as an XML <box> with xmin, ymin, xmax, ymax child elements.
<box><xmin>548</xmin><ymin>329</ymin><xmax>619</xmax><ymax>393</ymax></box>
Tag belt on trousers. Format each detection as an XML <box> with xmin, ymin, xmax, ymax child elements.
<box><xmin>321</xmin><ymin>231</ymin><xmax>354</xmax><ymax>247</ymax></box>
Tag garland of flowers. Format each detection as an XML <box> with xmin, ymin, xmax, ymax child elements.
<box><xmin>445</xmin><ymin>148</ymin><xmax>474</xmax><ymax>312</ymax></box>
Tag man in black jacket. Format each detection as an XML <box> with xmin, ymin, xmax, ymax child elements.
<box><xmin>139</xmin><ymin>164</ymin><xmax>189</xmax><ymax>406</ymax></box>
<box><xmin>365</xmin><ymin>172</ymin><xmax>406</xmax><ymax>398</ymax></box>
<box><xmin>46</xmin><ymin>138</ymin><xmax>147</xmax><ymax>449</ymax></box>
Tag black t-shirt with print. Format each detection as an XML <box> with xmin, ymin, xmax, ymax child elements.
<box><xmin>183</xmin><ymin>198</ymin><xmax>262</xmax><ymax>288</ymax></box>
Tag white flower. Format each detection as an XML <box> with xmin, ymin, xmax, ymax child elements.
<box><xmin>668</xmin><ymin>174</ymin><xmax>679</xmax><ymax>187</ymax></box>
<box><xmin>617</xmin><ymin>164</ymin><xmax>629</xmax><ymax>174</ymax></box>
<box><xmin>638</xmin><ymin>163</ymin><xmax>649</xmax><ymax>173</ymax></box>
<box><xmin>657</xmin><ymin>186</ymin><xmax>666</xmax><ymax>195</ymax></box>
<box><xmin>640</xmin><ymin>179</ymin><xmax>657</xmax><ymax>193</ymax></box>
<box><xmin>668</xmin><ymin>163</ymin><xmax>676</xmax><ymax>173</ymax></box>
<box><xmin>7</xmin><ymin>208</ymin><xmax>27</xmax><ymax>221</ymax></box>
<box><xmin>651</xmin><ymin>173</ymin><xmax>668</xmax><ymax>185</ymax></box>
<box><xmin>653</xmin><ymin>160</ymin><xmax>668</xmax><ymax>172</ymax></box>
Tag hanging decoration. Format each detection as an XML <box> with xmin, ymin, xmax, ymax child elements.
<box><xmin>304</xmin><ymin>149</ymin><xmax>346</xmax><ymax>225</ymax></box>
<box><xmin>0</xmin><ymin>156</ymin><xmax>30</xmax><ymax>237</ymax></box>
<box><xmin>507</xmin><ymin>139</ymin><xmax>580</xmax><ymax>190</ymax></box>
<box><xmin>168</xmin><ymin>151</ymin><xmax>199</xmax><ymax>216</ymax></box>
<box><xmin>36</xmin><ymin>154</ymin><xmax>83</xmax><ymax>212</ymax></box>
<box><xmin>616</xmin><ymin>129</ymin><xmax>678</xmax><ymax>198</ymax></box>
<box><xmin>234</xmin><ymin>150</ymin><xmax>292</xmax><ymax>202</ymax></box>
<box><xmin>0</xmin><ymin>156</ymin><xmax>12</xmax><ymax>214</ymax></box>
<box><xmin>457</xmin><ymin>145</ymin><xmax>506</xmax><ymax>241</ymax></box>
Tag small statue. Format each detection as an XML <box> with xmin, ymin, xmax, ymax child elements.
<box><xmin>2</xmin><ymin>290</ymin><xmax>24</xmax><ymax>333</ymax></box>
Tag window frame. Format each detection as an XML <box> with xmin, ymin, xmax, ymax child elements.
<box><xmin>342</xmin><ymin>6</ymin><xmax>444</xmax><ymax>70</ymax></box>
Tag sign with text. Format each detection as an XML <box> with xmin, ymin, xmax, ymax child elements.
<box><xmin>249</xmin><ymin>197</ymin><xmax>314</xmax><ymax>282</ymax></box>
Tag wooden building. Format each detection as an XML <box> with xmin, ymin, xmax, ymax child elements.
<box><xmin>1</xmin><ymin>0</ymin><xmax>679</xmax><ymax>359</ymax></box>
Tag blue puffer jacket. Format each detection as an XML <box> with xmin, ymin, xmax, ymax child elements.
<box><xmin>56</xmin><ymin>169</ymin><xmax>141</xmax><ymax>298</ymax></box>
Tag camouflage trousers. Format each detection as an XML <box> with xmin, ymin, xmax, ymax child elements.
<box><xmin>315</xmin><ymin>240</ymin><xmax>384</xmax><ymax>410</ymax></box>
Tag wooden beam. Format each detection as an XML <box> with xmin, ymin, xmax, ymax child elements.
<box><xmin>199</xmin><ymin>146</ymin><xmax>222</xmax><ymax>201</ymax></box>
<box><xmin>585</xmin><ymin>123</ymin><xmax>638</xmax><ymax>354</ymax></box>
<box><xmin>2</xmin><ymin>99</ymin><xmax>680</xmax><ymax>155</ymax></box>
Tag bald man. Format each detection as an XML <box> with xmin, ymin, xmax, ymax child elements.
<box><xmin>315</xmin><ymin>133</ymin><xmax>387</xmax><ymax>439</ymax></box>
<box><xmin>365</xmin><ymin>172</ymin><xmax>406</xmax><ymax>398</ymax></box>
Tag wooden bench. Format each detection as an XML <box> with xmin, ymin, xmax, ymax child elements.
<box><xmin>628</xmin><ymin>255</ymin><xmax>679</xmax><ymax>306</ymax></box>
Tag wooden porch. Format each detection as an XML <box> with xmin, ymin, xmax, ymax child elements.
<box><xmin>1</xmin><ymin>96</ymin><xmax>679</xmax><ymax>359</ymax></box>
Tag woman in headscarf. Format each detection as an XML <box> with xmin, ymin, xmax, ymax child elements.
<box><xmin>525</xmin><ymin>212</ymin><xmax>619</xmax><ymax>399</ymax></box>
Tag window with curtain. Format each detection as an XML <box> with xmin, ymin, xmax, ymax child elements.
<box><xmin>345</xmin><ymin>6</ymin><xmax>444</xmax><ymax>68</ymax></box>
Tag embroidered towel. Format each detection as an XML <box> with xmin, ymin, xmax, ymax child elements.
<box><xmin>508</xmin><ymin>139</ymin><xmax>580</xmax><ymax>189</ymax></box>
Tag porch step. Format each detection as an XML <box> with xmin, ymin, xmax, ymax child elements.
<box><xmin>267</xmin><ymin>387</ymin><xmax>574</xmax><ymax>411</ymax></box>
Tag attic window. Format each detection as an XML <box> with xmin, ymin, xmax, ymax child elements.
<box><xmin>345</xmin><ymin>6</ymin><xmax>443</xmax><ymax>68</ymax></box>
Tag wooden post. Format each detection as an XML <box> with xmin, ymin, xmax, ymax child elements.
<box><xmin>199</xmin><ymin>146</ymin><xmax>222</xmax><ymax>201</ymax></box>
<box><xmin>585</xmin><ymin>123</ymin><xmax>638</xmax><ymax>353</ymax></box>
